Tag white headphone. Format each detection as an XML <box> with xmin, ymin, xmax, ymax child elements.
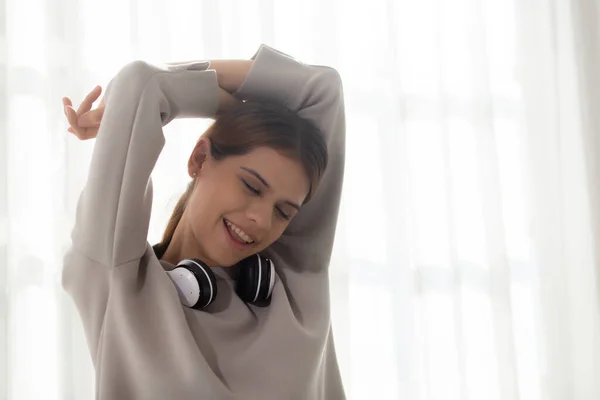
<box><xmin>166</xmin><ymin>254</ymin><xmax>276</xmax><ymax>310</ymax></box>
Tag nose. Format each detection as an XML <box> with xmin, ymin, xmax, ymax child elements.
<box><xmin>245</xmin><ymin>199</ymin><xmax>273</xmax><ymax>232</ymax></box>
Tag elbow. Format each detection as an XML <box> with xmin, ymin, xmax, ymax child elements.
<box><xmin>119</xmin><ymin>60</ymin><xmax>158</xmax><ymax>81</ymax></box>
<box><xmin>314</xmin><ymin>67</ymin><xmax>344</xmax><ymax>104</ymax></box>
<box><xmin>108</xmin><ymin>60</ymin><xmax>161</xmax><ymax>95</ymax></box>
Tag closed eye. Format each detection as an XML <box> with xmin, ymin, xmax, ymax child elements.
<box><xmin>242</xmin><ymin>179</ymin><xmax>260</xmax><ymax>195</ymax></box>
<box><xmin>276</xmin><ymin>207</ymin><xmax>291</xmax><ymax>220</ymax></box>
<box><xmin>242</xmin><ymin>179</ymin><xmax>291</xmax><ymax>220</ymax></box>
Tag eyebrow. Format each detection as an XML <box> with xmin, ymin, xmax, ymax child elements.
<box><xmin>240</xmin><ymin>166</ymin><xmax>302</xmax><ymax>211</ymax></box>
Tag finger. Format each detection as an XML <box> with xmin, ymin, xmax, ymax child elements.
<box><xmin>63</xmin><ymin>98</ymin><xmax>72</xmax><ymax>118</ymax></box>
<box><xmin>77</xmin><ymin>108</ymin><xmax>104</xmax><ymax>128</ymax></box>
<box><xmin>77</xmin><ymin>86</ymin><xmax>102</xmax><ymax>116</ymax></box>
<box><xmin>65</xmin><ymin>105</ymin><xmax>85</xmax><ymax>138</ymax></box>
<box><xmin>68</xmin><ymin>127</ymin><xmax>75</xmax><ymax>134</ymax></box>
<box><xmin>65</xmin><ymin>105</ymin><xmax>78</xmax><ymax>128</ymax></box>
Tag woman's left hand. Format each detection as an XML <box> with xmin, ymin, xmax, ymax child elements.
<box><xmin>208</xmin><ymin>60</ymin><xmax>253</xmax><ymax>94</ymax></box>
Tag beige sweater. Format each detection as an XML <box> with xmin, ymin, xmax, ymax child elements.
<box><xmin>62</xmin><ymin>45</ymin><xmax>346</xmax><ymax>399</ymax></box>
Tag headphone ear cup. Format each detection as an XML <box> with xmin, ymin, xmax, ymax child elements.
<box><xmin>236</xmin><ymin>254</ymin><xmax>275</xmax><ymax>305</ymax></box>
<box><xmin>169</xmin><ymin>258</ymin><xmax>218</xmax><ymax>309</ymax></box>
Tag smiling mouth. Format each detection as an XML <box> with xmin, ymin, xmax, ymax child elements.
<box><xmin>223</xmin><ymin>219</ymin><xmax>254</xmax><ymax>248</ymax></box>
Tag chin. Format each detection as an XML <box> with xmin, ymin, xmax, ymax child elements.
<box><xmin>219</xmin><ymin>259</ymin><xmax>239</xmax><ymax>268</ymax></box>
<box><xmin>212</xmin><ymin>253</ymin><xmax>244</xmax><ymax>268</ymax></box>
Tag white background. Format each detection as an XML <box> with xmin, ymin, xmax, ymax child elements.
<box><xmin>1</xmin><ymin>0</ymin><xmax>600</xmax><ymax>399</ymax></box>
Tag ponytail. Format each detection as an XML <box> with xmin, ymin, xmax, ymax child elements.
<box><xmin>154</xmin><ymin>180</ymin><xmax>195</xmax><ymax>258</ymax></box>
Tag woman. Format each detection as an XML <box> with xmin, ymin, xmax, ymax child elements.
<box><xmin>61</xmin><ymin>45</ymin><xmax>346</xmax><ymax>399</ymax></box>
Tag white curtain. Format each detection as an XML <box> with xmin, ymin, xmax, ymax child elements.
<box><xmin>1</xmin><ymin>0</ymin><xmax>599</xmax><ymax>399</ymax></box>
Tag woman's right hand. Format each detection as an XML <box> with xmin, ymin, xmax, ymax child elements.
<box><xmin>63</xmin><ymin>85</ymin><xmax>105</xmax><ymax>140</ymax></box>
<box><xmin>63</xmin><ymin>80</ymin><xmax>237</xmax><ymax>141</ymax></box>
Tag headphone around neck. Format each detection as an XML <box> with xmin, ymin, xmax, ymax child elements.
<box><xmin>163</xmin><ymin>253</ymin><xmax>276</xmax><ymax>310</ymax></box>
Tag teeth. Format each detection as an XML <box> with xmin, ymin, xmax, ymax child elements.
<box><xmin>225</xmin><ymin>220</ymin><xmax>254</xmax><ymax>244</ymax></box>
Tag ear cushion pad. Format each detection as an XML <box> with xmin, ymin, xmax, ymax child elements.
<box><xmin>177</xmin><ymin>258</ymin><xmax>218</xmax><ymax>309</ymax></box>
<box><xmin>236</xmin><ymin>254</ymin><xmax>275</xmax><ymax>304</ymax></box>
<box><xmin>257</xmin><ymin>259</ymin><xmax>274</xmax><ymax>301</ymax></box>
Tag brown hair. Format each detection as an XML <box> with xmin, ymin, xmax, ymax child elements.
<box><xmin>153</xmin><ymin>101</ymin><xmax>328</xmax><ymax>257</ymax></box>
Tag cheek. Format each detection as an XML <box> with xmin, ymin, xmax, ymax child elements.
<box><xmin>190</xmin><ymin>181</ymin><xmax>247</xmax><ymax>220</ymax></box>
<box><xmin>185</xmin><ymin>188</ymin><xmax>219</xmax><ymax>230</ymax></box>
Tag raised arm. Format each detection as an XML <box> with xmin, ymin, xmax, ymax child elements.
<box><xmin>233</xmin><ymin>45</ymin><xmax>346</xmax><ymax>273</ymax></box>
<box><xmin>68</xmin><ymin>60</ymin><xmax>220</xmax><ymax>268</ymax></box>
<box><xmin>62</xmin><ymin>59</ymin><xmax>225</xmax><ymax>361</ymax></box>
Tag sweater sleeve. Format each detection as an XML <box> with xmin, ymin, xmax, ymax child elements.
<box><xmin>62</xmin><ymin>60</ymin><xmax>219</xmax><ymax>359</ymax></box>
<box><xmin>68</xmin><ymin>60</ymin><xmax>219</xmax><ymax>268</ymax></box>
<box><xmin>235</xmin><ymin>45</ymin><xmax>346</xmax><ymax>273</ymax></box>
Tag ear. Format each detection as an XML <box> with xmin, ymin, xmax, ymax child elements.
<box><xmin>187</xmin><ymin>137</ymin><xmax>211</xmax><ymax>178</ymax></box>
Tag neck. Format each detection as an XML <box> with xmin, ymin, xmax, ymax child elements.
<box><xmin>161</xmin><ymin>216</ymin><xmax>217</xmax><ymax>267</ymax></box>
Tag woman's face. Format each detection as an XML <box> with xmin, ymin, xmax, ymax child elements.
<box><xmin>183</xmin><ymin>138</ymin><xmax>310</xmax><ymax>267</ymax></box>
